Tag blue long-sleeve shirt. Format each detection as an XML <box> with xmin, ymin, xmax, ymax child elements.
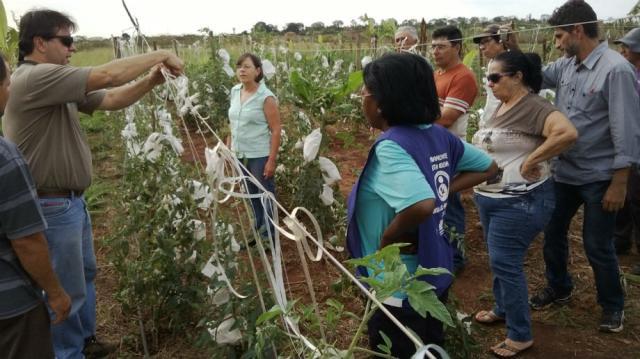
<box><xmin>543</xmin><ymin>42</ymin><xmax>640</xmax><ymax>185</ymax></box>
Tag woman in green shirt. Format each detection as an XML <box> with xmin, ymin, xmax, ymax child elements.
<box><xmin>228</xmin><ymin>53</ymin><xmax>281</xmax><ymax>240</ymax></box>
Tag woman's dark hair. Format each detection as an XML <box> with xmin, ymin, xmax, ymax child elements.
<box><xmin>548</xmin><ymin>0</ymin><xmax>598</xmax><ymax>39</ymax></box>
<box><xmin>236</xmin><ymin>53</ymin><xmax>263</xmax><ymax>82</ymax></box>
<box><xmin>494</xmin><ymin>51</ymin><xmax>543</xmax><ymax>93</ymax></box>
<box><xmin>18</xmin><ymin>9</ymin><xmax>77</xmax><ymax>61</ymax></box>
<box><xmin>363</xmin><ymin>53</ymin><xmax>440</xmax><ymax>126</ymax></box>
<box><xmin>0</xmin><ymin>55</ymin><xmax>6</xmax><ymax>83</ymax></box>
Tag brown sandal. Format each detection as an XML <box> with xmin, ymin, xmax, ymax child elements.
<box><xmin>474</xmin><ymin>310</ymin><xmax>505</xmax><ymax>324</ymax></box>
<box><xmin>491</xmin><ymin>340</ymin><xmax>533</xmax><ymax>358</ymax></box>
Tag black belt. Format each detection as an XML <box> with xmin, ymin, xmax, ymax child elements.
<box><xmin>37</xmin><ymin>189</ymin><xmax>85</xmax><ymax>198</ymax></box>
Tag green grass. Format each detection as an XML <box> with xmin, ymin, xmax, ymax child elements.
<box><xmin>70</xmin><ymin>47</ymin><xmax>115</xmax><ymax>67</ymax></box>
<box><xmin>79</xmin><ymin>112</ymin><xmax>121</xmax><ymax>216</ymax></box>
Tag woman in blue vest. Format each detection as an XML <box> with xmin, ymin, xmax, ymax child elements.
<box><xmin>346</xmin><ymin>53</ymin><xmax>497</xmax><ymax>359</ymax></box>
<box><xmin>228</xmin><ymin>53</ymin><xmax>281</xmax><ymax>240</ymax></box>
<box><xmin>471</xmin><ymin>51</ymin><xmax>577</xmax><ymax>357</ymax></box>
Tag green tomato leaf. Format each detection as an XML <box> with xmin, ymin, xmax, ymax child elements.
<box><xmin>289</xmin><ymin>71</ymin><xmax>313</xmax><ymax>104</ymax></box>
<box><xmin>406</xmin><ymin>280</ymin><xmax>453</xmax><ymax>327</ymax></box>
<box><xmin>377</xmin><ymin>330</ymin><xmax>393</xmax><ymax>354</ymax></box>
<box><xmin>412</xmin><ymin>266</ymin><xmax>452</xmax><ymax>278</ymax></box>
<box><xmin>256</xmin><ymin>304</ymin><xmax>283</xmax><ymax>326</ymax></box>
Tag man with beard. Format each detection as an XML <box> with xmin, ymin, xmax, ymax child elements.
<box><xmin>528</xmin><ymin>0</ymin><xmax>640</xmax><ymax>333</ymax></box>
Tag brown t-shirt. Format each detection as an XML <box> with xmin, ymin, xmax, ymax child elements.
<box><xmin>3</xmin><ymin>62</ymin><xmax>106</xmax><ymax>191</ymax></box>
<box><xmin>472</xmin><ymin>93</ymin><xmax>557</xmax><ymax>196</ymax></box>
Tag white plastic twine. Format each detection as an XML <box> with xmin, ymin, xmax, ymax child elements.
<box><xmin>120</xmin><ymin>35</ymin><xmax>425</xmax><ymax>355</ymax></box>
<box><xmin>412</xmin><ymin>344</ymin><xmax>450</xmax><ymax>359</ymax></box>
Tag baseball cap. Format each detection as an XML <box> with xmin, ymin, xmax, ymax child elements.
<box><xmin>473</xmin><ymin>24</ymin><xmax>501</xmax><ymax>44</ymax></box>
<box><xmin>614</xmin><ymin>28</ymin><xmax>640</xmax><ymax>53</ymax></box>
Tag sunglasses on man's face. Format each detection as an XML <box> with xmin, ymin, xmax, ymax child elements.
<box><xmin>486</xmin><ymin>72</ymin><xmax>514</xmax><ymax>83</ymax></box>
<box><xmin>47</xmin><ymin>35</ymin><xmax>74</xmax><ymax>48</ymax></box>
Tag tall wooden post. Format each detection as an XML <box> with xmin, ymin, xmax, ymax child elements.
<box><xmin>112</xmin><ymin>37</ymin><xmax>122</xmax><ymax>59</ymax></box>
<box><xmin>419</xmin><ymin>18</ymin><xmax>428</xmax><ymax>56</ymax></box>
<box><xmin>370</xmin><ymin>34</ymin><xmax>378</xmax><ymax>57</ymax></box>
<box><xmin>355</xmin><ymin>36</ymin><xmax>361</xmax><ymax>70</ymax></box>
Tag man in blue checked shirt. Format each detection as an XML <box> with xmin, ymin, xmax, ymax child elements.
<box><xmin>527</xmin><ymin>0</ymin><xmax>640</xmax><ymax>334</ymax></box>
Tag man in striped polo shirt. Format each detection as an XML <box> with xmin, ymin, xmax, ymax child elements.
<box><xmin>431</xmin><ymin>25</ymin><xmax>479</xmax><ymax>273</ymax></box>
<box><xmin>0</xmin><ymin>55</ymin><xmax>71</xmax><ymax>357</ymax></box>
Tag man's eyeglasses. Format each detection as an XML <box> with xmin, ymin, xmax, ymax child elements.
<box><xmin>430</xmin><ymin>43</ymin><xmax>452</xmax><ymax>51</ymax></box>
<box><xmin>46</xmin><ymin>35</ymin><xmax>74</xmax><ymax>48</ymax></box>
<box><xmin>486</xmin><ymin>72</ymin><xmax>514</xmax><ymax>83</ymax></box>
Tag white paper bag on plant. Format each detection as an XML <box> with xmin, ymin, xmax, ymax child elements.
<box><xmin>361</xmin><ymin>56</ymin><xmax>373</xmax><ymax>68</ymax></box>
<box><xmin>262</xmin><ymin>59</ymin><xmax>276</xmax><ymax>80</ymax></box>
<box><xmin>204</xmin><ymin>144</ymin><xmax>224</xmax><ymax>182</ymax></box>
<box><xmin>303</xmin><ymin>128</ymin><xmax>322</xmax><ymax>163</ymax></box>
<box><xmin>209</xmin><ymin>318</ymin><xmax>242</xmax><ymax>345</ymax></box>
<box><xmin>217</xmin><ymin>48</ymin><xmax>231</xmax><ymax>64</ymax></box>
<box><xmin>319</xmin><ymin>184</ymin><xmax>334</xmax><ymax>206</ymax></box>
<box><xmin>222</xmin><ymin>63</ymin><xmax>235</xmax><ymax>77</ymax></box>
<box><xmin>318</xmin><ymin>156</ymin><xmax>341</xmax><ymax>185</ymax></box>
<box><xmin>211</xmin><ymin>287</ymin><xmax>230</xmax><ymax>306</ymax></box>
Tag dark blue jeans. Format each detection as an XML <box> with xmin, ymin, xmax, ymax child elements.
<box><xmin>444</xmin><ymin>192</ymin><xmax>465</xmax><ymax>269</ymax></box>
<box><xmin>475</xmin><ymin>180</ymin><xmax>555</xmax><ymax>342</ymax></box>
<box><xmin>543</xmin><ymin>180</ymin><xmax>624</xmax><ymax>312</ymax></box>
<box><xmin>242</xmin><ymin>157</ymin><xmax>276</xmax><ymax>238</ymax></box>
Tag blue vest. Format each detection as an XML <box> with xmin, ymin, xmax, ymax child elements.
<box><xmin>346</xmin><ymin>125</ymin><xmax>465</xmax><ymax>297</ymax></box>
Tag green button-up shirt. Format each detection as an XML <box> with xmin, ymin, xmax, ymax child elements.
<box><xmin>228</xmin><ymin>82</ymin><xmax>276</xmax><ymax>159</ymax></box>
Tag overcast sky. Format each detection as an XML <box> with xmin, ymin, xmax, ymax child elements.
<box><xmin>3</xmin><ymin>0</ymin><xmax>636</xmax><ymax>37</ymax></box>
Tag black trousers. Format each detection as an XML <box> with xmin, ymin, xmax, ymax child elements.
<box><xmin>0</xmin><ymin>302</ymin><xmax>54</xmax><ymax>359</ymax></box>
<box><xmin>368</xmin><ymin>291</ymin><xmax>448</xmax><ymax>359</ymax></box>
<box><xmin>614</xmin><ymin>165</ymin><xmax>640</xmax><ymax>252</ymax></box>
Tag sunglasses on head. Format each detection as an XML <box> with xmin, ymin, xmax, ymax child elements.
<box><xmin>46</xmin><ymin>35</ymin><xmax>74</xmax><ymax>48</ymax></box>
<box><xmin>486</xmin><ymin>72</ymin><xmax>514</xmax><ymax>83</ymax></box>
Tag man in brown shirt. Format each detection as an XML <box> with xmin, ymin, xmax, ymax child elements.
<box><xmin>2</xmin><ymin>9</ymin><xmax>183</xmax><ymax>359</ymax></box>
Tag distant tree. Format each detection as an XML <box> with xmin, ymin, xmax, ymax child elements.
<box><xmin>252</xmin><ymin>21</ymin><xmax>277</xmax><ymax>33</ymax></box>
<box><xmin>400</xmin><ymin>19</ymin><xmax>419</xmax><ymax>27</ymax></box>
<box><xmin>283</xmin><ymin>22</ymin><xmax>304</xmax><ymax>34</ymax></box>
<box><xmin>252</xmin><ymin>21</ymin><xmax>267</xmax><ymax>33</ymax></box>
<box><xmin>455</xmin><ymin>17</ymin><xmax>467</xmax><ymax>26</ymax></box>
<box><xmin>309</xmin><ymin>21</ymin><xmax>325</xmax><ymax>32</ymax></box>
<box><xmin>332</xmin><ymin>20</ymin><xmax>344</xmax><ymax>29</ymax></box>
<box><xmin>429</xmin><ymin>18</ymin><xmax>447</xmax><ymax>27</ymax></box>
<box><xmin>378</xmin><ymin>18</ymin><xmax>398</xmax><ymax>38</ymax></box>
<box><xmin>492</xmin><ymin>16</ymin><xmax>506</xmax><ymax>23</ymax></box>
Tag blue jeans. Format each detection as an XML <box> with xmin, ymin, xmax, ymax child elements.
<box><xmin>242</xmin><ymin>157</ymin><xmax>276</xmax><ymax>238</ymax></box>
<box><xmin>444</xmin><ymin>192</ymin><xmax>465</xmax><ymax>269</ymax></box>
<box><xmin>543</xmin><ymin>180</ymin><xmax>624</xmax><ymax>312</ymax></box>
<box><xmin>475</xmin><ymin>180</ymin><xmax>555</xmax><ymax>342</ymax></box>
<box><xmin>40</xmin><ymin>194</ymin><xmax>96</xmax><ymax>359</ymax></box>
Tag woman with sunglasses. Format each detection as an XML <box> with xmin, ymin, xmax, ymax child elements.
<box><xmin>471</xmin><ymin>51</ymin><xmax>577</xmax><ymax>358</ymax></box>
<box><xmin>346</xmin><ymin>53</ymin><xmax>497</xmax><ymax>358</ymax></box>
<box><xmin>228</xmin><ymin>53</ymin><xmax>281</xmax><ymax>242</ymax></box>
